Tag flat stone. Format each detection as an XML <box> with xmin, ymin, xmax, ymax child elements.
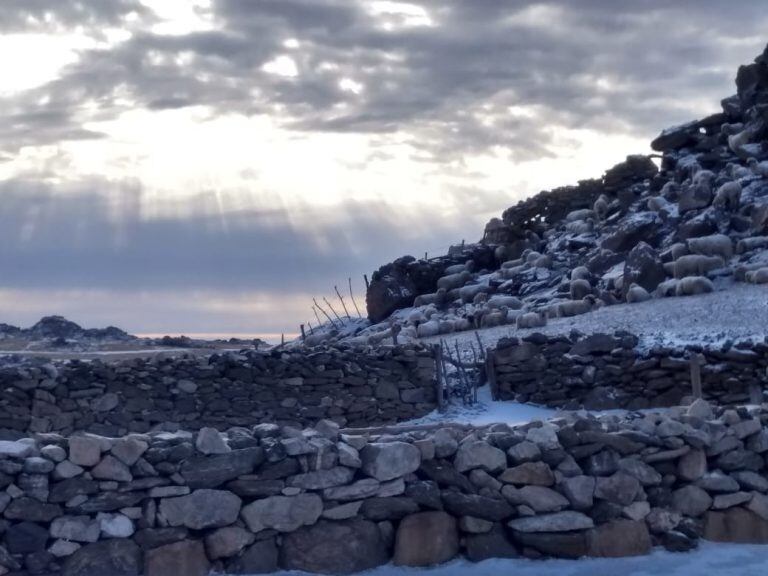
<box><xmin>159</xmin><ymin>489</ymin><xmax>242</xmax><ymax>530</ymax></box>
<box><xmin>361</xmin><ymin>442</ymin><xmax>421</xmax><ymax>482</ymax></box>
<box><xmin>459</xmin><ymin>516</ymin><xmax>494</xmax><ymax>534</ymax></box>
<box><xmin>92</xmin><ymin>393</ymin><xmax>119</xmax><ymax>412</ymax></box>
<box><xmin>508</xmin><ymin>511</ymin><xmax>594</xmax><ymax>533</ymax></box>
<box><xmin>442</xmin><ymin>492</ymin><xmax>513</xmax><ymax>522</ymax></box>
<box><xmin>361</xmin><ymin>497</ymin><xmax>419</xmax><ymax>521</ymax></box>
<box><xmin>49</xmin><ymin>539</ymin><xmax>81</xmax><ymax>558</ymax></box>
<box><xmin>145</xmin><ymin>539</ymin><xmax>209</xmax><ymax>576</ymax></box>
<box><xmin>504</xmin><ymin>485</ymin><xmax>569</xmax><ymax>513</ymax></box>
<box><xmin>54</xmin><ymin>460</ymin><xmax>84</xmax><ymax>480</ymax></box>
<box><xmin>5</xmin><ymin>497</ymin><xmax>61</xmax><ymax>522</ymax></box>
<box><xmin>713</xmin><ymin>492</ymin><xmax>752</xmax><ymax>510</ymax></box>
<box><xmin>240</xmin><ymin>494</ymin><xmax>322</xmax><ymax>533</ymax></box>
<box><xmin>286</xmin><ymin>466</ymin><xmax>355</xmax><ymax>490</ymax></box>
<box><xmin>322</xmin><ymin>478</ymin><xmax>381</xmax><ymax>501</ymax></box>
<box><xmin>179</xmin><ymin>447</ymin><xmax>264</xmax><ymax>489</ymax></box>
<box><xmin>513</xmin><ymin>531</ymin><xmax>588</xmax><ymax>559</ymax></box>
<box><xmin>499</xmin><ymin>462</ymin><xmax>554</xmax><ymax>486</ymax></box>
<box><xmin>62</xmin><ymin>539</ymin><xmax>142</xmax><ymax>576</ymax></box>
<box><xmin>322</xmin><ymin>501</ymin><xmax>363</xmax><ymax>520</ymax></box>
<box><xmin>394</xmin><ymin>512</ymin><xmax>459</xmax><ymax>566</ymax></box>
<box><xmin>0</xmin><ymin>440</ymin><xmax>34</xmax><ymax>459</ymax></box>
<box><xmin>280</xmin><ymin>519</ymin><xmax>388</xmax><ymax>574</ymax></box>
<box><xmin>50</xmin><ymin>516</ymin><xmax>100</xmax><ymax>543</ymax></box>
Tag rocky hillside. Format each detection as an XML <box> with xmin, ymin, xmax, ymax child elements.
<box><xmin>0</xmin><ymin>316</ymin><xmax>133</xmax><ymax>344</ymax></box>
<box><xmin>341</xmin><ymin>43</ymin><xmax>768</xmax><ymax>348</ymax></box>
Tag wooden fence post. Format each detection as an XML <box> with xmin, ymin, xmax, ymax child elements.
<box><xmin>485</xmin><ymin>349</ymin><xmax>499</xmax><ymax>401</ymax></box>
<box><xmin>300</xmin><ymin>324</ymin><xmax>306</xmax><ymax>342</ymax></box>
<box><xmin>690</xmin><ymin>353</ymin><xmax>704</xmax><ymax>400</ymax></box>
<box><xmin>433</xmin><ymin>344</ymin><xmax>445</xmax><ymax>413</ymax></box>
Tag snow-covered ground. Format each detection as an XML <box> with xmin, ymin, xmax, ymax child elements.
<box><xmin>422</xmin><ymin>282</ymin><xmax>768</xmax><ymax>353</ymax></box>
<box><xmin>263</xmin><ymin>543</ymin><xmax>768</xmax><ymax>576</ymax></box>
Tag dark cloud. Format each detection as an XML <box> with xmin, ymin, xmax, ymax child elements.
<box><xmin>2</xmin><ymin>1</ymin><xmax>768</xmax><ymax>159</ymax></box>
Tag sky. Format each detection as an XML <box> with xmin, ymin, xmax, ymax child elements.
<box><xmin>1</xmin><ymin>1</ymin><xmax>768</xmax><ymax>339</ymax></box>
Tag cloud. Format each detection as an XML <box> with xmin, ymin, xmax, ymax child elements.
<box><xmin>0</xmin><ymin>177</ymin><xmax>497</xmax><ymax>293</ymax></box>
<box><xmin>2</xmin><ymin>1</ymin><xmax>768</xmax><ymax>159</ymax></box>
<box><xmin>0</xmin><ymin>0</ymin><xmax>150</xmax><ymax>33</ymax></box>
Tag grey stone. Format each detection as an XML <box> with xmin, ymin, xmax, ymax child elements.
<box><xmin>159</xmin><ymin>489</ymin><xmax>242</xmax><ymax>530</ymax></box>
<box><xmin>323</xmin><ymin>478</ymin><xmax>380</xmax><ymax>501</ymax></box>
<box><xmin>433</xmin><ymin>429</ymin><xmax>458</xmax><ymax>458</ymax></box>
<box><xmin>361</xmin><ymin>442</ymin><xmax>421</xmax><ymax>482</ymax></box>
<box><xmin>0</xmin><ymin>440</ymin><xmax>34</xmax><ymax>459</ymax></box>
<box><xmin>459</xmin><ymin>516</ymin><xmax>494</xmax><ymax>534</ymax></box>
<box><xmin>713</xmin><ymin>492</ymin><xmax>752</xmax><ymax>509</ymax></box>
<box><xmin>454</xmin><ymin>441</ymin><xmax>507</xmax><ymax>474</ymax></box>
<box><xmin>5</xmin><ymin>497</ymin><xmax>61</xmax><ymax>522</ymax></box>
<box><xmin>92</xmin><ymin>393</ymin><xmax>119</xmax><ymax>412</ymax></box>
<box><xmin>68</xmin><ymin>437</ymin><xmax>102</xmax><ymax>467</ymax></box>
<box><xmin>195</xmin><ymin>427</ymin><xmax>231</xmax><ymax>455</ymax></box>
<box><xmin>677</xmin><ymin>449</ymin><xmax>707</xmax><ymax>481</ymax></box>
<box><xmin>205</xmin><ymin>526</ymin><xmax>255</xmax><ymax>559</ymax></box>
<box><xmin>111</xmin><ymin>438</ymin><xmax>148</xmax><ymax>466</ymax></box>
<box><xmin>672</xmin><ymin>485</ymin><xmax>713</xmax><ymax>517</ymax></box>
<box><xmin>337</xmin><ymin>443</ymin><xmax>361</xmax><ymax>468</ymax></box>
<box><xmin>145</xmin><ymin>539</ymin><xmax>209</xmax><ymax>576</ymax></box>
<box><xmin>91</xmin><ymin>455</ymin><xmax>132</xmax><ymax>482</ymax></box>
<box><xmin>322</xmin><ymin>501</ymin><xmax>363</xmax><ymax>520</ymax></box>
<box><xmin>594</xmin><ymin>472</ymin><xmax>640</xmax><ymax>506</ymax></box>
<box><xmin>499</xmin><ymin>462</ymin><xmax>554</xmax><ymax>486</ymax></box>
<box><xmin>560</xmin><ymin>475</ymin><xmax>595</xmax><ymax>510</ymax></box>
<box><xmin>507</xmin><ymin>441</ymin><xmax>541</xmax><ymax>464</ymax></box>
<box><xmin>508</xmin><ymin>511</ymin><xmax>595</xmax><ymax>533</ymax></box>
<box><xmin>180</xmin><ymin>447</ymin><xmax>264</xmax><ymax>488</ymax></box>
<box><xmin>50</xmin><ymin>516</ymin><xmax>100</xmax><ymax>543</ymax></box>
<box><xmin>240</xmin><ymin>494</ymin><xmax>322</xmax><ymax>533</ymax></box>
<box><xmin>696</xmin><ymin>471</ymin><xmax>740</xmax><ymax>493</ymax></box>
<box><xmin>24</xmin><ymin>457</ymin><xmax>54</xmax><ymax>474</ymax></box>
<box><xmin>41</xmin><ymin>445</ymin><xmax>67</xmax><ymax>463</ymax></box>
<box><xmin>280</xmin><ymin>519</ymin><xmax>387</xmax><ymax>574</ymax></box>
<box><xmin>62</xmin><ymin>539</ymin><xmax>142</xmax><ymax>576</ymax></box>
<box><xmin>226</xmin><ymin>539</ymin><xmax>279</xmax><ymax>574</ymax></box>
<box><xmin>442</xmin><ymin>493</ymin><xmax>513</xmax><ymax>522</ymax></box>
<box><xmin>618</xmin><ymin>458</ymin><xmax>662</xmax><ymax>486</ymax></box>
<box><xmin>361</xmin><ymin>497</ymin><xmax>419</xmax><ymax>521</ymax></box>
<box><xmin>49</xmin><ymin>539</ymin><xmax>81</xmax><ymax>558</ymax></box>
<box><xmin>504</xmin><ymin>485</ymin><xmax>569</xmax><ymax>512</ymax></box>
<box><xmin>704</xmin><ymin>508</ymin><xmax>768</xmax><ymax>543</ymax></box>
<box><xmin>55</xmin><ymin>460</ymin><xmax>84</xmax><ymax>480</ymax></box>
<box><xmin>587</xmin><ymin>519</ymin><xmax>652</xmax><ymax>557</ymax></box>
<box><xmin>98</xmin><ymin>512</ymin><xmax>135</xmax><ymax>538</ymax></box>
<box><xmin>286</xmin><ymin>466</ymin><xmax>355</xmax><ymax>490</ymax></box>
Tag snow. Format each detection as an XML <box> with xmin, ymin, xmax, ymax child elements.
<box><xmin>262</xmin><ymin>543</ymin><xmax>768</xmax><ymax>576</ymax></box>
<box><xmin>422</xmin><ymin>282</ymin><xmax>768</xmax><ymax>353</ymax></box>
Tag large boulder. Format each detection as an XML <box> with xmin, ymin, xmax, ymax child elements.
<box><xmin>361</xmin><ymin>442</ymin><xmax>421</xmax><ymax>482</ymax></box>
<box><xmin>159</xmin><ymin>489</ymin><xmax>241</xmax><ymax>530</ymax></box>
<box><xmin>280</xmin><ymin>519</ymin><xmax>388</xmax><ymax>574</ymax></box>
<box><xmin>622</xmin><ymin>242</ymin><xmax>666</xmax><ymax>295</ymax></box>
<box><xmin>587</xmin><ymin>519</ymin><xmax>652</xmax><ymax>557</ymax></box>
<box><xmin>394</xmin><ymin>512</ymin><xmax>459</xmax><ymax>566</ymax></box>
<box><xmin>240</xmin><ymin>494</ymin><xmax>323</xmax><ymax>533</ymax></box>
<box><xmin>145</xmin><ymin>540</ymin><xmax>210</xmax><ymax>576</ymax></box>
<box><xmin>62</xmin><ymin>539</ymin><xmax>142</xmax><ymax>576</ymax></box>
<box><xmin>704</xmin><ymin>507</ymin><xmax>768</xmax><ymax>543</ymax></box>
<box><xmin>601</xmin><ymin>212</ymin><xmax>661</xmax><ymax>253</ymax></box>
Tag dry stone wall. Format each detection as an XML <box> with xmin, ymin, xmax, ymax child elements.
<box><xmin>0</xmin><ymin>401</ymin><xmax>765</xmax><ymax>575</ymax></box>
<box><xmin>0</xmin><ymin>346</ymin><xmax>437</xmax><ymax>437</ymax></box>
<box><xmin>493</xmin><ymin>332</ymin><xmax>768</xmax><ymax>410</ymax></box>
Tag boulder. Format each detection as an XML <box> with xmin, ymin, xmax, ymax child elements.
<box><xmin>62</xmin><ymin>539</ymin><xmax>142</xmax><ymax>576</ymax></box>
<box><xmin>622</xmin><ymin>242</ymin><xmax>666</xmax><ymax>295</ymax></box>
<box><xmin>205</xmin><ymin>526</ymin><xmax>255</xmax><ymax>560</ymax></box>
<box><xmin>704</xmin><ymin>507</ymin><xmax>768</xmax><ymax>543</ymax></box>
<box><xmin>280</xmin><ymin>519</ymin><xmax>388</xmax><ymax>574</ymax></box>
<box><xmin>361</xmin><ymin>442</ymin><xmax>421</xmax><ymax>482</ymax></box>
<box><xmin>145</xmin><ymin>540</ymin><xmax>209</xmax><ymax>576</ymax></box>
<box><xmin>465</xmin><ymin>525</ymin><xmax>519</xmax><ymax>561</ymax></box>
<box><xmin>226</xmin><ymin>539</ymin><xmax>279</xmax><ymax>574</ymax></box>
<box><xmin>159</xmin><ymin>489</ymin><xmax>242</xmax><ymax>530</ymax></box>
<box><xmin>240</xmin><ymin>494</ymin><xmax>323</xmax><ymax>533</ymax></box>
<box><xmin>394</xmin><ymin>512</ymin><xmax>459</xmax><ymax>566</ymax></box>
<box><xmin>672</xmin><ymin>485</ymin><xmax>712</xmax><ymax>517</ymax></box>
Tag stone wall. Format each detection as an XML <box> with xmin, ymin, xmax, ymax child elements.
<box><xmin>0</xmin><ymin>346</ymin><xmax>437</xmax><ymax>437</ymax></box>
<box><xmin>492</xmin><ymin>332</ymin><xmax>768</xmax><ymax>410</ymax></box>
<box><xmin>0</xmin><ymin>401</ymin><xmax>766</xmax><ymax>575</ymax></box>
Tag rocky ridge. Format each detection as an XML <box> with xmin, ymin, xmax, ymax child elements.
<box><xmin>0</xmin><ymin>401</ymin><xmax>763</xmax><ymax>574</ymax></box>
<box><xmin>328</xmin><ymin>44</ymin><xmax>768</xmax><ymax>348</ymax></box>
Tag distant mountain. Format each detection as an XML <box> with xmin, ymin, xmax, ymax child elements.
<box><xmin>0</xmin><ymin>316</ymin><xmax>134</xmax><ymax>341</ymax></box>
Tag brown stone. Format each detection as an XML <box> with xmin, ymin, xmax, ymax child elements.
<box><xmin>587</xmin><ymin>519</ymin><xmax>651</xmax><ymax>557</ymax></box>
<box><xmin>145</xmin><ymin>540</ymin><xmax>210</xmax><ymax>576</ymax></box>
<box><xmin>704</xmin><ymin>508</ymin><xmax>768</xmax><ymax>544</ymax></box>
<box><xmin>394</xmin><ymin>511</ymin><xmax>459</xmax><ymax>567</ymax></box>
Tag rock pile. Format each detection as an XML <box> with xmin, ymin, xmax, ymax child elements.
<box><xmin>0</xmin><ymin>345</ymin><xmax>436</xmax><ymax>436</ymax></box>
<box><xmin>0</xmin><ymin>402</ymin><xmax>764</xmax><ymax>574</ymax></box>
<box><xmin>350</xmin><ymin>44</ymin><xmax>768</xmax><ymax>348</ymax></box>
<box><xmin>493</xmin><ymin>332</ymin><xmax>768</xmax><ymax>409</ymax></box>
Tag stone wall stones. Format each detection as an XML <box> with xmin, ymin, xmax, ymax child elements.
<box><xmin>493</xmin><ymin>332</ymin><xmax>768</xmax><ymax>409</ymax></box>
<box><xmin>0</xmin><ymin>345</ymin><xmax>437</xmax><ymax>437</ymax></box>
<box><xmin>0</xmin><ymin>401</ymin><xmax>764</xmax><ymax>574</ymax></box>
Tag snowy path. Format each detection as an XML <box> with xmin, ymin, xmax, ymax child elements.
<box><xmin>421</xmin><ymin>282</ymin><xmax>768</xmax><ymax>353</ymax></box>
<box><xmin>263</xmin><ymin>543</ymin><xmax>768</xmax><ymax>576</ymax></box>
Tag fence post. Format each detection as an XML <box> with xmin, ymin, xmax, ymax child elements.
<box><xmin>690</xmin><ymin>353</ymin><xmax>704</xmax><ymax>400</ymax></box>
<box><xmin>485</xmin><ymin>349</ymin><xmax>499</xmax><ymax>401</ymax></box>
<box><xmin>433</xmin><ymin>344</ymin><xmax>445</xmax><ymax>413</ymax></box>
